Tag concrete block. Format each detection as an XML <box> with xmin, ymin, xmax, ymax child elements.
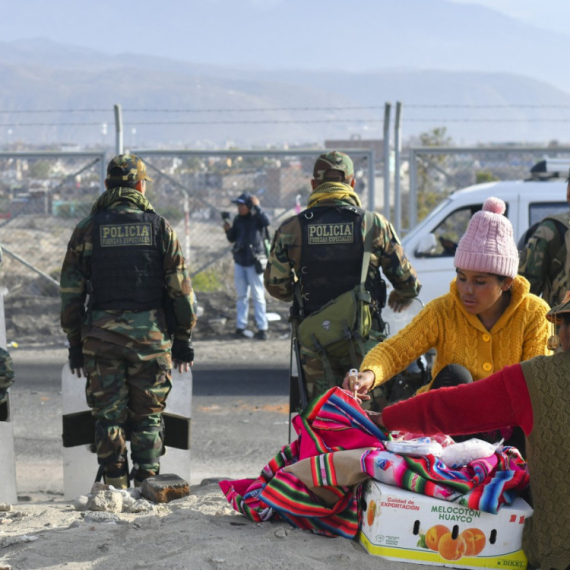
<box><xmin>140</xmin><ymin>474</ymin><xmax>190</xmax><ymax>503</ymax></box>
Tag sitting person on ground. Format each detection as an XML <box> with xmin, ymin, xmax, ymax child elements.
<box><xmin>372</xmin><ymin>291</ymin><xmax>570</xmax><ymax>570</ymax></box>
<box><xmin>343</xmin><ymin>197</ymin><xmax>550</xmax><ymax>448</ymax></box>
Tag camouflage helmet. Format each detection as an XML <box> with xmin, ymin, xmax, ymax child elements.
<box><xmin>313</xmin><ymin>151</ymin><xmax>354</xmax><ymax>182</ymax></box>
<box><xmin>106</xmin><ymin>154</ymin><xmax>152</xmax><ymax>183</ymax></box>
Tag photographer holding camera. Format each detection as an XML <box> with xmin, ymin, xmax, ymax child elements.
<box><xmin>223</xmin><ymin>192</ymin><xmax>270</xmax><ymax>340</ymax></box>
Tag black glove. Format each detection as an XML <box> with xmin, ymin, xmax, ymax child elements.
<box><xmin>172</xmin><ymin>339</ymin><xmax>194</xmax><ymax>363</ymax></box>
<box><xmin>68</xmin><ymin>345</ymin><xmax>84</xmax><ymax>371</ymax></box>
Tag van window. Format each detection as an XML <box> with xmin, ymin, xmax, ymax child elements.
<box><xmin>529</xmin><ymin>202</ymin><xmax>568</xmax><ymax>226</ymax></box>
<box><xmin>423</xmin><ymin>204</ymin><xmax>485</xmax><ymax>257</ymax></box>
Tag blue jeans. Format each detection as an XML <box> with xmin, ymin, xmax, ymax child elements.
<box><xmin>234</xmin><ymin>263</ymin><xmax>268</xmax><ymax>331</ymax></box>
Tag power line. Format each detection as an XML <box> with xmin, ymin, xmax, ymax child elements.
<box><xmin>0</xmin><ymin>122</ymin><xmax>107</xmax><ymax>127</ymax></box>
<box><xmin>0</xmin><ymin>109</ymin><xmax>110</xmax><ymax>114</ymax></box>
<box><xmin>124</xmin><ymin>104</ymin><xmax>570</xmax><ymax>112</ymax></box>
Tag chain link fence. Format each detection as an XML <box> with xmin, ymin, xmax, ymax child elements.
<box><xmin>0</xmin><ymin>149</ymin><xmax>376</xmax><ymax>297</ymax></box>
<box><xmin>0</xmin><ymin>152</ymin><xmax>106</xmax><ymax>296</ymax></box>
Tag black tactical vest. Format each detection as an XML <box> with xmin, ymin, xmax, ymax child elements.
<box><xmin>90</xmin><ymin>209</ymin><xmax>164</xmax><ymax>311</ymax></box>
<box><xmin>298</xmin><ymin>205</ymin><xmax>365</xmax><ymax>315</ymax></box>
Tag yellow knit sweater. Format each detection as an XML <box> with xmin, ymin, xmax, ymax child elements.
<box><xmin>361</xmin><ymin>275</ymin><xmax>550</xmax><ymax>390</ymax></box>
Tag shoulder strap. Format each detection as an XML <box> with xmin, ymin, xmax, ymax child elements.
<box><xmin>360</xmin><ymin>211</ymin><xmax>375</xmax><ymax>285</ymax></box>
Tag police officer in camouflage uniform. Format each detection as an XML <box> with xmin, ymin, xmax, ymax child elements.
<box><xmin>519</xmin><ymin>174</ymin><xmax>570</xmax><ymax>308</ymax></box>
<box><xmin>264</xmin><ymin>151</ymin><xmax>421</xmax><ymax>401</ymax></box>
<box><xmin>0</xmin><ymin>247</ymin><xmax>14</xmax><ymax>407</ymax></box>
<box><xmin>60</xmin><ymin>155</ymin><xmax>197</xmax><ymax>488</ymax></box>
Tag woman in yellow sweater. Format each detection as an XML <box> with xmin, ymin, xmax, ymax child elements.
<box><xmin>344</xmin><ymin>197</ymin><xmax>550</xmax><ymax>407</ymax></box>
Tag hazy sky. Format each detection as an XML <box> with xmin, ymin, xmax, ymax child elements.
<box><xmin>448</xmin><ymin>0</ymin><xmax>570</xmax><ymax>34</ymax></box>
<box><xmin>1</xmin><ymin>0</ymin><xmax>569</xmax><ymax>45</ymax></box>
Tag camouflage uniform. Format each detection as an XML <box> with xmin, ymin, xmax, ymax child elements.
<box><xmin>519</xmin><ymin>212</ymin><xmax>570</xmax><ymax>308</ymax></box>
<box><xmin>264</xmin><ymin>152</ymin><xmax>420</xmax><ymax>401</ymax></box>
<box><xmin>60</xmin><ymin>155</ymin><xmax>197</xmax><ymax>481</ymax></box>
<box><xmin>0</xmin><ymin>247</ymin><xmax>14</xmax><ymax>405</ymax></box>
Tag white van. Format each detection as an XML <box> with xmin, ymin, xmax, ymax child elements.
<box><xmin>400</xmin><ymin>179</ymin><xmax>568</xmax><ymax>304</ymax></box>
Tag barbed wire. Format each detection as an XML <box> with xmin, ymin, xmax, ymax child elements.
<box><xmin>2</xmin><ymin>117</ymin><xmax>570</xmax><ymax>127</ymax></box>
<box><xmin>1</xmin><ymin>104</ymin><xmax>570</xmax><ymax>115</ymax></box>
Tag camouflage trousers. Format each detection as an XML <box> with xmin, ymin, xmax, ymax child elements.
<box><xmin>83</xmin><ymin>338</ymin><xmax>172</xmax><ymax>475</ymax></box>
<box><xmin>0</xmin><ymin>347</ymin><xmax>14</xmax><ymax>405</ymax></box>
<box><xmin>299</xmin><ymin>331</ymin><xmax>387</xmax><ymax>411</ymax></box>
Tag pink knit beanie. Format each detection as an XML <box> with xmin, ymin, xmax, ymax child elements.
<box><xmin>454</xmin><ymin>197</ymin><xmax>518</xmax><ymax>278</ymax></box>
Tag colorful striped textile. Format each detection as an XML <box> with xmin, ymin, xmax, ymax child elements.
<box><xmin>220</xmin><ymin>387</ymin><xmax>529</xmax><ymax>538</ymax></box>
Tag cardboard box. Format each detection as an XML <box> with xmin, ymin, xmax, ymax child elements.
<box><xmin>358</xmin><ymin>481</ymin><xmax>533</xmax><ymax>569</ymax></box>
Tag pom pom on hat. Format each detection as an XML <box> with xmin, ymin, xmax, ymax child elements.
<box><xmin>483</xmin><ymin>197</ymin><xmax>506</xmax><ymax>215</ymax></box>
<box><xmin>454</xmin><ymin>196</ymin><xmax>518</xmax><ymax>279</ymax></box>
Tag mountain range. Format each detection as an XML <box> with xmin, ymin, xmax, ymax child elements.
<box><xmin>0</xmin><ymin>0</ymin><xmax>569</xmax><ymax>147</ymax></box>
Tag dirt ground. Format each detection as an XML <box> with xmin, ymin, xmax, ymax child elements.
<box><xmin>2</xmin><ymin>285</ymin><xmax>292</xmax><ymax>349</ymax></box>
<box><xmin>0</xmin><ymin>288</ymin><xmax>428</xmax><ymax>570</ymax></box>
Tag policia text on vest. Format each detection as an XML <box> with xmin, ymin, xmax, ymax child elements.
<box><xmin>99</xmin><ymin>223</ymin><xmax>153</xmax><ymax>247</ymax></box>
<box><xmin>308</xmin><ymin>222</ymin><xmax>354</xmax><ymax>245</ymax></box>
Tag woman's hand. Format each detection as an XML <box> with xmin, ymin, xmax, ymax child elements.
<box><xmin>342</xmin><ymin>370</ymin><xmax>375</xmax><ymax>402</ymax></box>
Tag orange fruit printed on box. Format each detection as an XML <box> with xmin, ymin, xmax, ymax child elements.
<box><xmin>438</xmin><ymin>532</ymin><xmax>467</xmax><ymax>561</ymax></box>
<box><xmin>461</xmin><ymin>528</ymin><xmax>486</xmax><ymax>556</ymax></box>
<box><xmin>367</xmin><ymin>500</ymin><xmax>377</xmax><ymax>527</ymax></box>
<box><xmin>425</xmin><ymin>524</ymin><xmax>450</xmax><ymax>551</ymax></box>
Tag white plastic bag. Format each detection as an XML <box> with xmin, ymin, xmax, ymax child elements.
<box><xmin>440</xmin><ymin>438</ymin><xmax>503</xmax><ymax>468</ymax></box>
<box><xmin>385</xmin><ymin>437</ymin><xmax>443</xmax><ymax>457</ymax></box>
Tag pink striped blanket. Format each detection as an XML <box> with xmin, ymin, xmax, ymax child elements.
<box><xmin>220</xmin><ymin>387</ymin><xmax>529</xmax><ymax>538</ymax></box>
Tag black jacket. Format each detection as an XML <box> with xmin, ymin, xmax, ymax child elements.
<box><xmin>225</xmin><ymin>206</ymin><xmax>270</xmax><ymax>266</ymax></box>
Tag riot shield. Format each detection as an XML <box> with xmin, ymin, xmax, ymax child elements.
<box><xmin>0</xmin><ymin>290</ymin><xmax>17</xmax><ymax>503</ymax></box>
<box><xmin>62</xmin><ymin>363</ymin><xmax>192</xmax><ymax>500</ymax></box>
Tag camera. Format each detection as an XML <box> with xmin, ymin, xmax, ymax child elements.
<box><xmin>221</xmin><ymin>211</ymin><xmax>231</xmax><ymax>220</ymax></box>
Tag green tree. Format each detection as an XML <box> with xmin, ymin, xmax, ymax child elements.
<box><xmin>28</xmin><ymin>160</ymin><xmax>52</xmax><ymax>179</ymax></box>
<box><xmin>475</xmin><ymin>171</ymin><xmax>500</xmax><ymax>184</ymax></box>
<box><xmin>416</xmin><ymin>127</ymin><xmax>454</xmax><ymax>222</ymax></box>
<box><xmin>179</xmin><ymin>157</ymin><xmax>205</xmax><ymax>172</ymax></box>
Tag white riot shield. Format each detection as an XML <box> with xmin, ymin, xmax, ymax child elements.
<box><xmin>62</xmin><ymin>362</ymin><xmax>192</xmax><ymax>500</ymax></box>
<box><xmin>0</xmin><ymin>291</ymin><xmax>17</xmax><ymax>504</ymax></box>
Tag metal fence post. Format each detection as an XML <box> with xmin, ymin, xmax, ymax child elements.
<box><xmin>100</xmin><ymin>151</ymin><xmax>106</xmax><ymax>194</ymax></box>
<box><xmin>409</xmin><ymin>148</ymin><xmax>418</xmax><ymax>230</ymax></box>
<box><xmin>383</xmin><ymin>103</ymin><xmax>391</xmax><ymax>218</ymax></box>
<box><xmin>184</xmin><ymin>194</ymin><xmax>190</xmax><ymax>264</ymax></box>
<box><xmin>114</xmin><ymin>104</ymin><xmax>123</xmax><ymax>156</ymax></box>
<box><xmin>394</xmin><ymin>101</ymin><xmax>403</xmax><ymax>235</ymax></box>
<box><xmin>367</xmin><ymin>149</ymin><xmax>375</xmax><ymax>211</ymax></box>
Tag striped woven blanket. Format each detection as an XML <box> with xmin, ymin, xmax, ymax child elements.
<box><xmin>219</xmin><ymin>387</ymin><xmax>529</xmax><ymax>538</ymax></box>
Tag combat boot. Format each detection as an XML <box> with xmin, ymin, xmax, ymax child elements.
<box><xmin>133</xmin><ymin>467</ymin><xmax>157</xmax><ymax>488</ymax></box>
<box><xmin>102</xmin><ymin>462</ymin><xmax>130</xmax><ymax>489</ymax></box>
